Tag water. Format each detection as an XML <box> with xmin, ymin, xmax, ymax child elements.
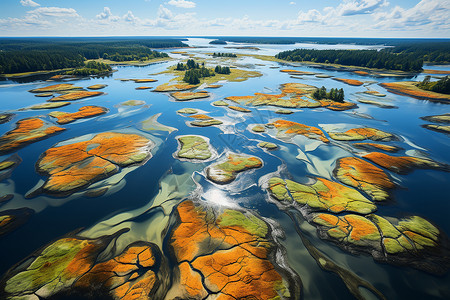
<box><xmin>0</xmin><ymin>38</ymin><xmax>449</xmax><ymax>299</ymax></box>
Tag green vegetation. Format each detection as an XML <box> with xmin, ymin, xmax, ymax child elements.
<box><xmin>313</xmin><ymin>86</ymin><xmax>344</xmax><ymax>102</ymax></box>
<box><xmin>213</xmin><ymin>52</ymin><xmax>237</xmax><ymax>58</ymax></box>
<box><xmin>176</xmin><ymin>59</ymin><xmax>215</xmax><ymax>84</ymax></box>
<box><xmin>387</xmin><ymin>42</ymin><xmax>450</xmax><ymax>64</ymax></box>
<box><xmin>214</xmin><ymin>65</ymin><xmax>231</xmax><ymax>74</ymax></box>
<box><xmin>0</xmin><ymin>38</ymin><xmax>185</xmax><ymax>74</ymax></box>
<box><xmin>276</xmin><ymin>49</ymin><xmax>423</xmax><ymax>72</ymax></box>
<box><xmin>209</xmin><ymin>40</ymin><xmax>227</xmax><ymax>45</ymax></box>
<box><xmin>102</xmin><ymin>50</ymin><xmax>168</xmax><ymax>62</ymax></box>
<box><xmin>64</xmin><ymin>61</ymin><xmax>112</xmax><ymax>76</ymax></box>
<box><xmin>418</xmin><ymin>76</ymin><xmax>450</xmax><ymax>95</ymax></box>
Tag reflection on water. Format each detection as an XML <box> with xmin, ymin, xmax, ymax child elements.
<box><xmin>0</xmin><ymin>39</ymin><xmax>449</xmax><ymax>299</ymax></box>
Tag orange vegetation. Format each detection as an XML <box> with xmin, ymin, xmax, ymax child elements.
<box><xmin>333</xmin><ymin>78</ymin><xmax>364</xmax><ymax>86</ymax></box>
<box><xmin>334</xmin><ymin>157</ymin><xmax>395</xmax><ymax>202</ymax></box>
<box><xmin>328</xmin><ymin>127</ymin><xmax>395</xmax><ymax>141</ymax></box>
<box><xmin>226</xmin><ymin>83</ymin><xmax>356</xmax><ymax>111</ymax></box>
<box><xmin>272</xmin><ymin>119</ymin><xmax>329</xmax><ymax>143</ymax></box>
<box><xmin>49</xmin><ymin>91</ymin><xmax>104</xmax><ymax>102</ymax></box>
<box><xmin>135</xmin><ymin>86</ymin><xmax>152</xmax><ymax>90</ymax></box>
<box><xmin>363</xmin><ymin>152</ymin><xmax>442</xmax><ymax>174</ymax></box>
<box><xmin>171</xmin><ymin>91</ymin><xmax>209</xmax><ymax>101</ymax></box>
<box><xmin>353</xmin><ymin>142</ymin><xmax>400</xmax><ymax>152</ymax></box>
<box><xmin>380</xmin><ymin>81</ymin><xmax>450</xmax><ymax>101</ymax></box>
<box><xmin>189</xmin><ymin>114</ymin><xmax>212</xmax><ymax>120</ymax></box>
<box><xmin>154</xmin><ymin>83</ymin><xmax>198</xmax><ymax>92</ymax></box>
<box><xmin>49</xmin><ymin>106</ymin><xmax>108</xmax><ymax>124</ymax></box>
<box><xmin>354</xmin><ymin>71</ymin><xmax>369</xmax><ymax>76</ymax></box>
<box><xmin>29</xmin><ymin>84</ymin><xmax>80</xmax><ymax>93</ymax></box>
<box><xmin>36</xmin><ymin>132</ymin><xmax>152</xmax><ymax>195</ymax></box>
<box><xmin>76</xmin><ymin>243</ymin><xmax>159</xmax><ymax>300</ymax></box>
<box><xmin>0</xmin><ymin>118</ymin><xmax>65</xmax><ymax>154</ymax></box>
<box><xmin>422</xmin><ymin>69</ymin><xmax>450</xmax><ymax>75</ymax></box>
<box><xmin>228</xmin><ymin>105</ymin><xmax>251</xmax><ymax>112</ymax></box>
<box><xmin>132</xmin><ymin>79</ymin><xmax>157</xmax><ymax>83</ymax></box>
<box><xmin>170</xmin><ymin>201</ymin><xmax>287</xmax><ymax>299</ymax></box>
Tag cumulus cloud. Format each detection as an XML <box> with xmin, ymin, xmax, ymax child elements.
<box><xmin>158</xmin><ymin>5</ymin><xmax>173</xmax><ymax>19</ymax></box>
<box><xmin>168</xmin><ymin>0</ymin><xmax>196</xmax><ymax>8</ymax></box>
<box><xmin>27</xmin><ymin>7</ymin><xmax>79</xmax><ymax>18</ymax></box>
<box><xmin>20</xmin><ymin>0</ymin><xmax>40</xmax><ymax>7</ymax></box>
<box><xmin>297</xmin><ymin>9</ymin><xmax>325</xmax><ymax>23</ymax></box>
<box><xmin>123</xmin><ymin>11</ymin><xmax>139</xmax><ymax>23</ymax></box>
<box><xmin>337</xmin><ymin>0</ymin><xmax>389</xmax><ymax>16</ymax></box>
<box><xmin>374</xmin><ymin>0</ymin><xmax>449</xmax><ymax>29</ymax></box>
<box><xmin>290</xmin><ymin>2</ymin><xmax>296</xmax><ymax>5</ymax></box>
<box><xmin>96</xmin><ymin>7</ymin><xmax>120</xmax><ymax>22</ymax></box>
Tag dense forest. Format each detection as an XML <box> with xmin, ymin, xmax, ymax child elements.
<box><xmin>418</xmin><ymin>76</ymin><xmax>450</xmax><ymax>95</ymax></box>
<box><xmin>313</xmin><ymin>86</ymin><xmax>345</xmax><ymax>102</ymax></box>
<box><xmin>0</xmin><ymin>38</ymin><xmax>186</xmax><ymax>74</ymax></box>
<box><xmin>385</xmin><ymin>42</ymin><xmax>450</xmax><ymax>64</ymax></box>
<box><xmin>64</xmin><ymin>61</ymin><xmax>112</xmax><ymax>76</ymax></box>
<box><xmin>275</xmin><ymin>49</ymin><xmax>423</xmax><ymax>71</ymax></box>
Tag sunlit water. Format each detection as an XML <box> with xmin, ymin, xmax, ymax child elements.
<box><xmin>0</xmin><ymin>39</ymin><xmax>449</xmax><ymax>299</ymax></box>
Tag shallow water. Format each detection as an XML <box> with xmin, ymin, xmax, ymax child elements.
<box><xmin>0</xmin><ymin>39</ymin><xmax>449</xmax><ymax>299</ymax></box>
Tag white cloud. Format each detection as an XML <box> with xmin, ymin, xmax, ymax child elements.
<box><xmin>168</xmin><ymin>0</ymin><xmax>196</xmax><ymax>9</ymax></box>
<box><xmin>297</xmin><ymin>9</ymin><xmax>325</xmax><ymax>23</ymax></box>
<box><xmin>123</xmin><ymin>11</ymin><xmax>139</xmax><ymax>23</ymax></box>
<box><xmin>290</xmin><ymin>2</ymin><xmax>296</xmax><ymax>5</ymax></box>
<box><xmin>158</xmin><ymin>5</ymin><xmax>173</xmax><ymax>19</ymax></box>
<box><xmin>337</xmin><ymin>0</ymin><xmax>389</xmax><ymax>16</ymax></box>
<box><xmin>96</xmin><ymin>7</ymin><xmax>120</xmax><ymax>22</ymax></box>
<box><xmin>20</xmin><ymin>0</ymin><xmax>40</xmax><ymax>7</ymax></box>
<box><xmin>27</xmin><ymin>7</ymin><xmax>79</xmax><ymax>18</ymax></box>
<box><xmin>374</xmin><ymin>0</ymin><xmax>449</xmax><ymax>30</ymax></box>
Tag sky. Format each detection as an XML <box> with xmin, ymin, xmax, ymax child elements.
<box><xmin>0</xmin><ymin>0</ymin><xmax>449</xmax><ymax>38</ymax></box>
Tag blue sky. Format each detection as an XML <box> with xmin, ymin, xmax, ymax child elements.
<box><xmin>0</xmin><ymin>0</ymin><xmax>448</xmax><ymax>37</ymax></box>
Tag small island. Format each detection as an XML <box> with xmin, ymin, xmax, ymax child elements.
<box><xmin>209</xmin><ymin>40</ymin><xmax>227</xmax><ymax>45</ymax></box>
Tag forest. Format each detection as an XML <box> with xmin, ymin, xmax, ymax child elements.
<box><xmin>64</xmin><ymin>61</ymin><xmax>112</xmax><ymax>76</ymax></box>
<box><xmin>275</xmin><ymin>49</ymin><xmax>423</xmax><ymax>71</ymax></box>
<box><xmin>312</xmin><ymin>86</ymin><xmax>345</xmax><ymax>102</ymax></box>
<box><xmin>417</xmin><ymin>76</ymin><xmax>450</xmax><ymax>95</ymax></box>
<box><xmin>0</xmin><ymin>38</ymin><xmax>186</xmax><ymax>74</ymax></box>
<box><xmin>178</xmin><ymin>59</ymin><xmax>215</xmax><ymax>84</ymax></box>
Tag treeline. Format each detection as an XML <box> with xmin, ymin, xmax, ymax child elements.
<box><xmin>0</xmin><ymin>51</ymin><xmax>85</xmax><ymax>74</ymax></box>
<box><xmin>103</xmin><ymin>50</ymin><xmax>168</xmax><ymax>62</ymax></box>
<box><xmin>213</xmin><ymin>53</ymin><xmax>237</xmax><ymax>57</ymax></box>
<box><xmin>418</xmin><ymin>76</ymin><xmax>450</xmax><ymax>95</ymax></box>
<box><xmin>0</xmin><ymin>38</ymin><xmax>186</xmax><ymax>74</ymax></box>
<box><xmin>386</xmin><ymin>42</ymin><xmax>450</xmax><ymax>64</ymax></box>
<box><xmin>184</xmin><ymin>68</ymin><xmax>215</xmax><ymax>84</ymax></box>
<box><xmin>215</xmin><ymin>65</ymin><xmax>231</xmax><ymax>74</ymax></box>
<box><xmin>313</xmin><ymin>86</ymin><xmax>344</xmax><ymax>102</ymax></box>
<box><xmin>64</xmin><ymin>61</ymin><xmax>112</xmax><ymax>76</ymax></box>
<box><xmin>276</xmin><ymin>49</ymin><xmax>423</xmax><ymax>71</ymax></box>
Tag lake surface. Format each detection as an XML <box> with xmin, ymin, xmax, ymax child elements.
<box><xmin>0</xmin><ymin>38</ymin><xmax>449</xmax><ymax>300</ymax></box>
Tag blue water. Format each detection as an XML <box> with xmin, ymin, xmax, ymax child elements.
<box><xmin>0</xmin><ymin>38</ymin><xmax>449</xmax><ymax>299</ymax></box>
